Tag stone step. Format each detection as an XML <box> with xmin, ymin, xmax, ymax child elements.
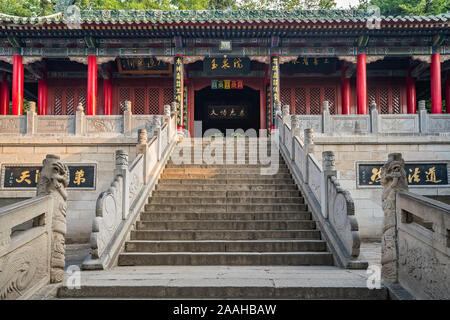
<box><xmin>140</xmin><ymin>211</ymin><xmax>312</xmax><ymax>221</ymax></box>
<box><xmin>148</xmin><ymin>196</ymin><xmax>304</xmax><ymax>205</ymax></box>
<box><xmin>124</xmin><ymin>240</ymin><xmax>327</xmax><ymax>253</ymax></box>
<box><xmin>162</xmin><ymin>167</ymin><xmax>291</xmax><ymax>174</ymax></box>
<box><xmin>158</xmin><ymin>178</ymin><xmax>295</xmax><ymax>185</ymax></box>
<box><xmin>130</xmin><ymin>230</ymin><xmax>321</xmax><ymax>240</ymax></box>
<box><xmin>57</xmin><ymin>266</ymin><xmax>388</xmax><ymax>299</ymax></box>
<box><xmin>155</xmin><ymin>184</ymin><xmax>299</xmax><ymax>191</ymax></box>
<box><xmin>136</xmin><ymin>220</ymin><xmax>316</xmax><ymax>231</ymax></box>
<box><xmin>160</xmin><ymin>173</ymin><xmax>292</xmax><ymax>179</ymax></box>
<box><xmin>165</xmin><ymin>163</ymin><xmax>288</xmax><ymax>169</ymax></box>
<box><xmin>118</xmin><ymin>252</ymin><xmax>334</xmax><ymax>266</ymax></box>
<box><xmin>151</xmin><ymin>190</ymin><xmax>300</xmax><ymax>198</ymax></box>
<box><xmin>144</xmin><ymin>203</ymin><xmax>308</xmax><ymax>213</ymax></box>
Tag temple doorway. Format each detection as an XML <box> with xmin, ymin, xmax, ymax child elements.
<box><xmin>194</xmin><ymin>86</ymin><xmax>260</xmax><ymax>136</ymax></box>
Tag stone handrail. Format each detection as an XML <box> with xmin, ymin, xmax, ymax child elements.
<box><xmin>0</xmin><ymin>101</ymin><xmax>164</xmax><ymax>137</ymax></box>
<box><xmin>286</xmin><ymin>100</ymin><xmax>450</xmax><ymax>135</ymax></box>
<box><xmin>0</xmin><ymin>154</ymin><xmax>70</xmax><ymax>299</ymax></box>
<box><xmin>396</xmin><ymin>191</ymin><xmax>450</xmax><ymax>299</ymax></box>
<box><xmin>83</xmin><ymin>109</ymin><xmax>178</xmax><ymax>270</ymax></box>
<box><xmin>276</xmin><ymin>106</ymin><xmax>367</xmax><ymax>269</ymax></box>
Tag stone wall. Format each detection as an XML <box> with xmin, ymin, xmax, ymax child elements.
<box><xmin>310</xmin><ymin>135</ymin><xmax>450</xmax><ymax>240</ymax></box>
<box><xmin>0</xmin><ymin>137</ymin><xmax>138</xmax><ymax>243</ymax></box>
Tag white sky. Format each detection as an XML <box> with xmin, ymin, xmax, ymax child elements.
<box><xmin>335</xmin><ymin>0</ymin><xmax>361</xmax><ymax>9</ymax></box>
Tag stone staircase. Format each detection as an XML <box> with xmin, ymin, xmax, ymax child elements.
<box><xmin>58</xmin><ymin>138</ymin><xmax>387</xmax><ymax>299</ymax></box>
<box><xmin>117</xmin><ymin>138</ymin><xmax>334</xmax><ymax>267</ymax></box>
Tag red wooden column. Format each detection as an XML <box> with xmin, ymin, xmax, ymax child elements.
<box><xmin>406</xmin><ymin>74</ymin><xmax>416</xmax><ymax>114</ymax></box>
<box><xmin>12</xmin><ymin>54</ymin><xmax>24</xmax><ymax>115</ymax></box>
<box><xmin>103</xmin><ymin>77</ymin><xmax>113</xmax><ymax>115</ymax></box>
<box><xmin>0</xmin><ymin>74</ymin><xmax>9</xmax><ymax>115</ymax></box>
<box><xmin>445</xmin><ymin>74</ymin><xmax>450</xmax><ymax>113</ymax></box>
<box><xmin>430</xmin><ymin>53</ymin><xmax>442</xmax><ymax>114</ymax></box>
<box><xmin>356</xmin><ymin>53</ymin><xmax>367</xmax><ymax>115</ymax></box>
<box><xmin>87</xmin><ymin>55</ymin><xmax>97</xmax><ymax>115</ymax></box>
<box><xmin>38</xmin><ymin>76</ymin><xmax>48</xmax><ymax>115</ymax></box>
<box><xmin>341</xmin><ymin>66</ymin><xmax>351</xmax><ymax>115</ymax></box>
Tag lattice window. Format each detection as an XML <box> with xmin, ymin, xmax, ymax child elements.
<box><xmin>148</xmin><ymin>88</ymin><xmax>160</xmax><ymax>114</ymax></box>
<box><xmin>54</xmin><ymin>88</ymin><xmax>63</xmax><ymax>115</ymax></box>
<box><xmin>119</xmin><ymin>88</ymin><xmax>131</xmax><ymax>114</ymax></box>
<box><xmin>309</xmin><ymin>88</ymin><xmax>321</xmax><ymax>115</ymax></box>
<box><xmin>294</xmin><ymin>88</ymin><xmax>306</xmax><ymax>114</ymax></box>
<box><xmin>134</xmin><ymin>88</ymin><xmax>146</xmax><ymax>114</ymax></box>
<box><xmin>280</xmin><ymin>87</ymin><xmax>291</xmax><ymax>107</ymax></box>
<box><xmin>379</xmin><ymin>88</ymin><xmax>389</xmax><ymax>114</ymax></box>
<box><xmin>368</xmin><ymin>87</ymin><xmax>377</xmax><ymax>107</ymax></box>
<box><xmin>324</xmin><ymin>87</ymin><xmax>336</xmax><ymax>115</ymax></box>
<box><xmin>392</xmin><ymin>88</ymin><xmax>401</xmax><ymax>114</ymax></box>
<box><xmin>78</xmin><ymin>88</ymin><xmax>86</xmax><ymax>110</ymax></box>
<box><xmin>163</xmin><ymin>87</ymin><xmax>173</xmax><ymax>106</ymax></box>
<box><xmin>66</xmin><ymin>88</ymin><xmax>75</xmax><ymax>115</ymax></box>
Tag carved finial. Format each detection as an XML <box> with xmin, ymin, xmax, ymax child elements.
<box><xmin>76</xmin><ymin>103</ymin><xmax>84</xmax><ymax>112</ymax></box>
<box><xmin>282</xmin><ymin>105</ymin><xmax>290</xmax><ymax>117</ymax></box>
<box><xmin>322</xmin><ymin>151</ymin><xmax>336</xmax><ymax>171</ymax></box>
<box><xmin>304</xmin><ymin>128</ymin><xmax>314</xmax><ymax>145</ymax></box>
<box><xmin>138</xmin><ymin>129</ymin><xmax>147</xmax><ymax>145</ymax></box>
<box><xmin>291</xmin><ymin>115</ymin><xmax>299</xmax><ymax>128</ymax></box>
<box><xmin>29</xmin><ymin>101</ymin><xmax>36</xmax><ymax>113</ymax></box>
<box><xmin>380</xmin><ymin>152</ymin><xmax>408</xmax><ymax>284</ymax></box>
<box><xmin>322</xmin><ymin>101</ymin><xmax>330</xmax><ymax>113</ymax></box>
<box><xmin>370</xmin><ymin>101</ymin><xmax>377</xmax><ymax>112</ymax></box>
<box><xmin>418</xmin><ymin>100</ymin><xmax>426</xmax><ymax>111</ymax></box>
<box><xmin>274</xmin><ymin>100</ymin><xmax>282</xmax><ymax>115</ymax></box>
<box><xmin>125</xmin><ymin>101</ymin><xmax>132</xmax><ymax>112</ymax></box>
<box><xmin>164</xmin><ymin>104</ymin><xmax>171</xmax><ymax>116</ymax></box>
<box><xmin>171</xmin><ymin>101</ymin><xmax>178</xmax><ymax>114</ymax></box>
<box><xmin>115</xmin><ymin>150</ymin><xmax>128</xmax><ymax>168</ymax></box>
<box><xmin>36</xmin><ymin>154</ymin><xmax>69</xmax><ymax>283</ymax></box>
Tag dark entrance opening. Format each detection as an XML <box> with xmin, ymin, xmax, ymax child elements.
<box><xmin>194</xmin><ymin>86</ymin><xmax>260</xmax><ymax>135</ymax></box>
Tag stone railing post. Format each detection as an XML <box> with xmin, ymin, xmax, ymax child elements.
<box><xmin>380</xmin><ymin>153</ymin><xmax>408</xmax><ymax>284</ymax></box>
<box><xmin>282</xmin><ymin>104</ymin><xmax>290</xmax><ymax>122</ymax></box>
<box><xmin>322</xmin><ymin>101</ymin><xmax>331</xmax><ymax>134</ymax></box>
<box><xmin>114</xmin><ymin>150</ymin><xmax>130</xmax><ymax>219</ymax></box>
<box><xmin>291</xmin><ymin>115</ymin><xmax>301</xmax><ymax>137</ymax></box>
<box><xmin>304</xmin><ymin>128</ymin><xmax>315</xmax><ymax>153</ymax></box>
<box><xmin>418</xmin><ymin>100</ymin><xmax>428</xmax><ymax>133</ymax></box>
<box><xmin>322</xmin><ymin>151</ymin><xmax>337</xmax><ymax>219</ymax></box>
<box><xmin>75</xmin><ymin>103</ymin><xmax>85</xmax><ymax>136</ymax></box>
<box><xmin>123</xmin><ymin>101</ymin><xmax>132</xmax><ymax>135</ymax></box>
<box><xmin>36</xmin><ymin>154</ymin><xmax>69</xmax><ymax>283</ymax></box>
<box><xmin>26</xmin><ymin>101</ymin><xmax>37</xmax><ymax>135</ymax></box>
<box><xmin>274</xmin><ymin>100</ymin><xmax>282</xmax><ymax>130</ymax></box>
<box><xmin>170</xmin><ymin>101</ymin><xmax>177</xmax><ymax>116</ymax></box>
<box><xmin>152</xmin><ymin>117</ymin><xmax>162</xmax><ymax>160</ymax></box>
<box><xmin>370</xmin><ymin>101</ymin><xmax>379</xmax><ymax>134</ymax></box>
<box><xmin>136</xmin><ymin>129</ymin><xmax>149</xmax><ymax>184</ymax></box>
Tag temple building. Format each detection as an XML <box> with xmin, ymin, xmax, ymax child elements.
<box><xmin>0</xmin><ymin>10</ymin><xmax>449</xmax><ymax>134</ymax></box>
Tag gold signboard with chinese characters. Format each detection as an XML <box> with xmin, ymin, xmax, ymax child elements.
<box><xmin>207</xmin><ymin>105</ymin><xmax>248</xmax><ymax>120</ymax></box>
<box><xmin>1</xmin><ymin>164</ymin><xmax>97</xmax><ymax>189</ymax></box>
<box><xmin>357</xmin><ymin>162</ymin><xmax>448</xmax><ymax>187</ymax></box>
<box><xmin>203</xmin><ymin>57</ymin><xmax>250</xmax><ymax>76</ymax></box>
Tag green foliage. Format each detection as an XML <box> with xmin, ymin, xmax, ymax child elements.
<box><xmin>236</xmin><ymin>0</ymin><xmax>336</xmax><ymax>10</ymax></box>
<box><xmin>357</xmin><ymin>0</ymin><xmax>450</xmax><ymax>16</ymax></box>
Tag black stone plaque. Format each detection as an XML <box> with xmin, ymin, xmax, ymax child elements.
<box><xmin>358</xmin><ymin>163</ymin><xmax>448</xmax><ymax>186</ymax></box>
<box><xmin>117</xmin><ymin>58</ymin><xmax>172</xmax><ymax>74</ymax></box>
<box><xmin>281</xmin><ymin>57</ymin><xmax>337</xmax><ymax>74</ymax></box>
<box><xmin>2</xmin><ymin>164</ymin><xmax>96</xmax><ymax>189</ymax></box>
<box><xmin>203</xmin><ymin>57</ymin><xmax>250</xmax><ymax>76</ymax></box>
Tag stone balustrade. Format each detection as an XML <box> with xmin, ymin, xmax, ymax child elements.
<box><xmin>83</xmin><ymin>112</ymin><xmax>178</xmax><ymax>270</ymax></box>
<box><xmin>0</xmin><ymin>101</ymin><xmax>164</xmax><ymax>137</ymax></box>
<box><xmin>287</xmin><ymin>100</ymin><xmax>450</xmax><ymax>136</ymax></box>
<box><xmin>276</xmin><ymin>109</ymin><xmax>367</xmax><ymax>269</ymax></box>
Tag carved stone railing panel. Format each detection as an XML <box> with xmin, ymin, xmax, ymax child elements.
<box><xmin>83</xmin><ymin>114</ymin><xmax>178</xmax><ymax>270</ymax></box>
<box><xmin>380</xmin><ymin>114</ymin><xmax>419</xmax><ymax>134</ymax></box>
<box><xmin>330</xmin><ymin>115</ymin><xmax>370</xmax><ymax>134</ymax></box>
<box><xmin>86</xmin><ymin>116</ymin><xmax>123</xmax><ymax>135</ymax></box>
<box><xmin>36</xmin><ymin>116</ymin><xmax>75</xmax><ymax>135</ymax></box>
<box><xmin>296</xmin><ymin>115</ymin><xmax>322</xmax><ymax>133</ymax></box>
<box><xmin>0</xmin><ymin>116</ymin><xmax>25</xmax><ymax>134</ymax></box>
<box><xmin>428</xmin><ymin>114</ymin><xmax>450</xmax><ymax>133</ymax></box>
<box><xmin>132</xmin><ymin>115</ymin><xmax>163</xmax><ymax>136</ymax></box>
<box><xmin>276</xmin><ymin>111</ymin><xmax>366</xmax><ymax>269</ymax></box>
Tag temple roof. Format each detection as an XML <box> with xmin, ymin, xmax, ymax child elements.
<box><xmin>0</xmin><ymin>9</ymin><xmax>449</xmax><ymax>26</ymax></box>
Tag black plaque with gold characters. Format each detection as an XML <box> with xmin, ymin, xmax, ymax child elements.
<box><xmin>281</xmin><ymin>57</ymin><xmax>337</xmax><ymax>74</ymax></box>
<box><xmin>270</xmin><ymin>55</ymin><xmax>280</xmax><ymax>128</ymax></box>
<box><xmin>203</xmin><ymin>57</ymin><xmax>250</xmax><ymax>76</ymax></box>
<box><xmin>174</xmin><ymin>55</ymin><xmax>184</xmax><ymax>130</ymax></box>
<box><xmin>1</xmin><ymin>164</ymin><xmax>97</xmax><ymax>189</ymax></box>
<box><xmin>207</xmin><ymin>105</ymin><xmax>248</xmax><ymax>120</ymax></box>
<box><xmin>358</xmin><ymin>162</ymin><xmax>448</xmax><ymax>187</ymax></box>
<box><xmin>117</xmin><ymin>58</ymin><xmax>172</xmax><ymax>74</ymax></box>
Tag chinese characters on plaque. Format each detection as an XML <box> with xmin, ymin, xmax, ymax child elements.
<box><xmin>1</xmin><ymin>164</ymin><xmax>97</xmax><ymax>189</ymax></box>
<box><xmin>281</xmin><ymin>57</ymin><xmax>337</xmax><ymax>74</ymax></box>
<box><xmin>358</xmin><ymin>163</ymin><xmax>448</xmax><ymax>187</ymax></box>
<box><xmin>203</xmin><ymin>58</ymin><xmax>250</xmax><ymax>76</ymax></box>
<box><xmin>117</xmin><ymin>58</ymin><xmax>172</xmax><ymax>74</ymax></box>
<box><xmin>207</xmin><ymin>105</ymin><xmax>248</xmax><ymax>120</ymax></box>
<box><xmin>211</xmin><ymin>80</ymin><xmax>244</xmax><ymax>90</ymax></box>
<box><xmin>173</xmin><ymin>55</ymin><xmax>184</xmax><ymax>129</ymax></box>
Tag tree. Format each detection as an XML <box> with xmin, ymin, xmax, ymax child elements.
<box><xmin>235</xmin><ymin>0</ymin><xmax>336</xmax><ymax>10</ymax></box>
<box><xmin>357</xmin><ymin>0</ymin><xmax>449</xmax><ymax>16</ymax></box>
